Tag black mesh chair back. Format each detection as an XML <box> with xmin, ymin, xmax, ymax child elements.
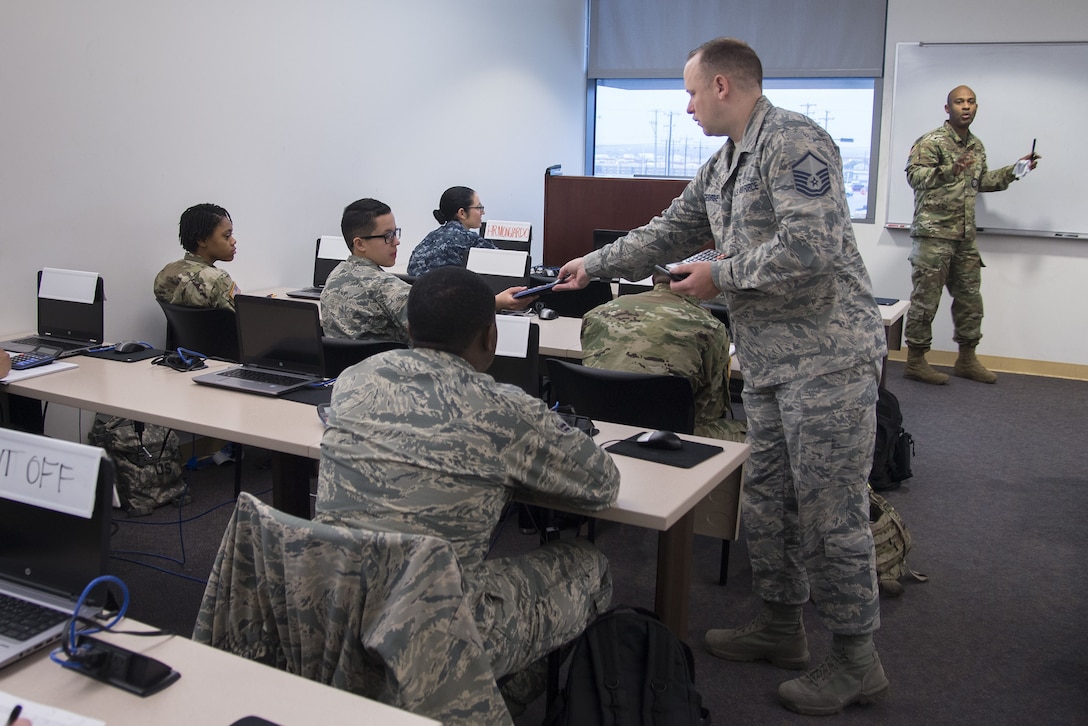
<box><xmin>543</xmin><ymin>279</ymin><xmax>614</xmax><ymax>319</ymax></box>
<box><xmin>321</xmin><ymin>337</ymin><xmax>408</xmax><ymax>378</ymax></box>
<box><xmin>545</xmin><ymin>358</ymin><xmax>695</xmax><ymax>434</ymax></box>
<box><xmin>487</xmin><ymin>322</ymin><xmax>541</xmax><ymax>397</ymax></box>
<box><xmin>157</xmin><ymin>300</ymin><xmax>240</xmax><ymax>362</ymax></box>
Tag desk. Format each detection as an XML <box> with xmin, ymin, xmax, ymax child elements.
<box><xmin>0</xmin><ymin>621</ymin><xmax>437</xmax><ymax>725</ymax></box>
<box><xmin>583</xmin><ymin>421</ymin><xmax>748</xmax><ymax>637</ymax></box>
<box><xmin>3</xmin><ymin>356</ymin><xmax>325</xmax><ymax>518</ymax></box>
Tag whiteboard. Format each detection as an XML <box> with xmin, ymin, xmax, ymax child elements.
<box><xmin>886</xmin><ymin>42</ymin><xmax>1088</xmax><ymax>239</ymax></box>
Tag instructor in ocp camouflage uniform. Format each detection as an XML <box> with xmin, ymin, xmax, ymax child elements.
<box><xmin>557</xmin><ymin>38</ymin><xmax>887</xmax><ymax>716</ymax></box>
<box><xmin>903</xmin><ymin>85</ymin><xmax>1039</xmax><ymax>385</ymax></box>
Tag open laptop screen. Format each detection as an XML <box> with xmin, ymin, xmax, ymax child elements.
<box><xmin>235</xmin><ymin>295</ymin><xmax>325</xmax><ymax>376</ymax></box>
<box><xmin>36</xmin><ymin>273</ymin><xmax>105</xmax><ymax>343</ymax></box>
<box><xmin>0</xmin><ymin>458</ymin><xmax>113</xmax><ymax>602</ymax></box>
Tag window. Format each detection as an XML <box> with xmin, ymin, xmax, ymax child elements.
<box><xmin>590</xmin><ymin>78</ymin><xmax>878</xmax><ymax>222</ymax></box>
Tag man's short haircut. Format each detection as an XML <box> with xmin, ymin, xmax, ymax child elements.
<box><xmin>179</xmin><ymin>203</ymin><xmax>231</xmax><ymax>253</ymax></box>
<box><xmin>433</xmin><ymin>186</ymin><xmax>476</xmax><ymax>225</ymax></box>
<box><xmin>408</xmin><ymin>266</ymin><xmax>495</xmax><ymax>354</ymax></box>
<box><xmin>341</xmin><ymin>198</ymin><xmax>392</xmax><ymax>251</ymax></box>
<box><xmin>689</xmin><ymin>37</ymin><xmax>763</xmax><ymax>93</ymax></box>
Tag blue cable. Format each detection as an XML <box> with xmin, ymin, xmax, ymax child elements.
<box><xmin>49</xmin><ymin>574</ymin><xmax>130</xmax><ymax>669</ymax></box>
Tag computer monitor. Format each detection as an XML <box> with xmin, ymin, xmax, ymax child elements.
<box><xmin>592</xmin><ymin>229</ymin><xmax>628</xmax><ymax>251</ymax></box>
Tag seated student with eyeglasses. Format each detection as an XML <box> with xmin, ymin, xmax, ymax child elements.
<box><xmin>407</xmin><ymin>186</ymin><xmax>495</xmax><ymax>276</ymax></box>
<box><xmin>320</xmin><ymin>198</ymin><xmax>534</xmax><ymax>343</ymax></box>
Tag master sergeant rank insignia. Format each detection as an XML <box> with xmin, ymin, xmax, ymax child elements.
<box><xmin>792</xmin><ymin>152</ymin><xmax>831</xmax><ymax>198</ymax></box>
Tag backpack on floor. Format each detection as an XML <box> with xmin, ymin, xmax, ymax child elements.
<box><xmin>549</xmin><ymin>605</ymin><xmax>710</xmax><ymax>726</ymax></box>
<box><xmin>88</xmin><ymin>415</ymin><xmax>187</xmax><ymax>517</ymax></box>
<box><xmin>869</xmin><ymin>387</ymin><xmax>915</xmax><ymax>491</ymax></box>
<box><xmin>869</xmin><ymin>488</ymin><xmax>928</xmax><ymax>597</ymax></box>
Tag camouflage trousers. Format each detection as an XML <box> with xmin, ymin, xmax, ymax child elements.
<box><xmin>466</xmin><ymin>537</ymin><xmax>611</xmax><ymax>679</ymax></box>
<box><xmin>905</xmin><ymin>236</ymin><xmax>985</xmax><ymax>349</ymax></box>
<box><xmin>741</xmin><ymin>360</ymin><xmax>880</xmax><ymax>635</ymax></box>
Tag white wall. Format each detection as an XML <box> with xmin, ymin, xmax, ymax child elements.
<box><xmin>859</xmin><ymin>0</ymin><xmax>1088</xmax><ymax>366</ymax></box>
<box><xmin>0</xmin><ymin>0</ymin><xmax>588</xmax><ymax>346</ymax></box>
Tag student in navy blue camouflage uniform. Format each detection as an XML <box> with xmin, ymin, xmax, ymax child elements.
<box><xmin>407</xmin><ymin>186</ymin><xmax>496</xmax><ymax>276</ymax></box>
<box><xmin>558</xmin><ymin>37</ymin><xmax>888</xmax><ymax>716</ymax></box>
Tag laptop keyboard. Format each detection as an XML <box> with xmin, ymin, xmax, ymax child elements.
<box><xmin>0</xmin><ymin>593</ymin><xmax>68</xmax><ymax>641</ymax></box>
<box><xmin>221</xmin><ymin>368</ymin><xmax>306</xmax><ymax>387</ymax></box>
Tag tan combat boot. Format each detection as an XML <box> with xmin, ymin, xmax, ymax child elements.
<box><xmin>705</xmin><ymin>602</ymin><xmax>810</xmax><ymax>669</ymax></box>
<box><xmin>778</xmin><ymin>633</ymin><xmax>889</xmax><ymax>715</ymax></box>
<box><xmin>954</xmin><ymin>345</ymin><xmax>997</xmax><ymax>383</ymax></box>
<box><xmin>903</xmin><ymin>346</ymin><xmax>949</xmax><ymax>385</ymax></box>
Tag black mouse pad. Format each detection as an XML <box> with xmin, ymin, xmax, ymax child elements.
<box><xmin>281</xmin><ymin>385</ymin><xmax>333</xmax><ymax>406</ymax></box>
<box><xmin>82</xmin><ymin>347</ymin><xmax>164</xmax><ymax>363</ymax></box>
<box><xmin>605</xmin><ymin>433</ymin><xmax>722</xmax><ymax>469</ymax></box>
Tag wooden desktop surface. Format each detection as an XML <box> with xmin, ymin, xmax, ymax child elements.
<box><xmin>0</xmin><ymin>621</ymin><xmax>438</xmax><ymax>725</ymax></box>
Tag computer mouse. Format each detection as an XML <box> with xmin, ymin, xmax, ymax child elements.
<box><xmin>538</xmin><ymin>307</ymin><xmax>558</xmax><ymax>321</ymax></box>
<box><xmin>114</xmin><ymin>340</ymin><xmax>152</xmax><ymax>354</ymax></box>
<box><xmin>636</xmin><ymin>430</ymin><xmax>683</xmax><ymax>450</ymax></box>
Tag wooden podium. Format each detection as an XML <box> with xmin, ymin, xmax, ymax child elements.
<box><xmin>542</xmin><ymin>168</ymin><xmax>688</xmax><ymax>266</ymax></box>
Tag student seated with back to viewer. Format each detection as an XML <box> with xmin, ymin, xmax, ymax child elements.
<box><xmin>153</xmin><ymin>203</ymin><xmax>240</xmax><ymax>310</ymax></box>
<box><xmin>316</xmin><ymin>265</ymin><xmax>619</xmax><ymax>715</ymax></box>
<box><xmin>580</xmin><ymin>270</ymin><xmax>747</xmax><ymax>443</ymax></box>
<box><xmin>407</xmin><ymin>186</ymin><xmax>496</xmax><ymax>276</ymax></box>
<box><xmin>320</xmin><ymin>198</ymin><xmax>534</xmax><ymax>343</ymax></box>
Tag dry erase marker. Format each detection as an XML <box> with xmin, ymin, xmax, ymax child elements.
<box><xmin>1030</xmin><ymin>138</ymin><xmax>1036</xmax><ymax>159</ymax></box>
<box><xmin>6</xmin><ymin>704</ymin><xmax>23</xmax><ymax>726</ymax></box>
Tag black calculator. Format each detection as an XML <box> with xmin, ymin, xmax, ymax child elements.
<box><xmin>9</xmin><ymin>351</ymin><xmax>57</xmax><ymax>370</ymax></box>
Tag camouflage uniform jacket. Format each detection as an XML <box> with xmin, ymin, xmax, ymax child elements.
<box><xmin>319</xmin><ymin>255</ymin><xmax>411</xmax><ymax>342</ymax></box>
<box><xmin>316</xmin><ymin>347</ymin><xmax>620</xmax><ymax>569</ymax></box>
<box><xmin>194</xmin><ymin>492</ymin><xmax>511</xmax><ymax>726</ymax></box>
<box><xmin>906</xmin><ymin>121</ymin><xmax>1016</xmax><ymax>241</ymax></box>
<box><xmin>584</xmin><ymin>95</ymin><xmax>886</xmax><ymax>389</ymax></box>
<box><xmin>580</xmin><ymin>283</ymin><xmax>738</xmax><ymax>440</ymax></box>
<box><xmin>407</xmin><ymin>221</ymin><xmax>496</xmax><ymax>276</ymax></box>
<box><xmin>153</xmin><ymin>252</ymin><xmax>237</xmax><ymax>310</ymax></box>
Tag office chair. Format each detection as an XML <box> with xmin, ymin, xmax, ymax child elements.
<box><xmin>541</xmin><ymin>279</ymin><xmax>613</xmax><ymax>318</ymax></box>
<box><xmin>157</xmin><ymin>300</ymin><xmax>240</xmax><ymax>361</ymax></box>
<box><xmin>156</xmin><ymin>300</ymin><xmax>243</xmax><ymax>496</ymax></box>
<box><xmin>321</xmin><ymin>337</ymin><xmax>408</xmax><ymax>378</ymax></box>
<box><xmin>393</xmin><ymin>272</ymin><xmax>417</xmax><ymax>285</ymax></box>
<box><xmin>194</xmin><ymin>493</ymin><xmax>508</xmax><ymax>726</ymax></box>
<box><xmin>487</xmin><ymin>322</ymin><xmax>541</xmax><ymax>397</ymax></box>
<box><xmin>546</xmin><ymin>358</ymin><xmax>734</xmax><ymax>585</ymax></box>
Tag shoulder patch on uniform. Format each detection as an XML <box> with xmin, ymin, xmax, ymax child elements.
<box><xmin>792</xmin><ymin>152</ymin><xmax>831</xmax><ymax>198</ymax></box>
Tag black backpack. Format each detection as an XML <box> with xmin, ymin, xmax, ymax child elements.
<box><xmin>869</xmin><ymin>387</ymin><xmax>914</xmax><ymax>491</ymax></box>
<box><xmin>549</xmin><ymin>606</ymin><xmax>710</xmax><ymax>726</ymax></box>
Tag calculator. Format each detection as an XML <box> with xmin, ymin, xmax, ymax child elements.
<box><xmin>9</xmin><ymin>351</ymin><xmax>57</xmax><ymax>370</ymax></box>
<box><xmin>677</xmin><ymin>248</ymin><xmax>726</xmax><ymax>264</ymax></box>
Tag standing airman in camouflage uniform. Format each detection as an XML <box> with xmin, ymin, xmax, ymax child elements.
<box><xmin>321</xmin><ymin>198</ymin><xmax>531</xmax><ymax>342</ymax></box>
<box><xmin>904</xmin><ymin>85</ymin><xmax>1039</xmax><ymax>385</ymax></box>
<box><xmin>153</xmin><ymin>203</ymin><xmax>238</xmax><ymax>310</ymax></box>
<box><xmin>580</xmin><ymin>273</ymin><xmax>745</xmax><ymax>442</ymax></box>
<box><xmin>558</xmin><ymin>38</ymin><xmax>888</xmax><ymax>716</ymax></box>
<box><xmin>317</xmin><ymin>266</ymin><xmax>619</xmax><ymax>717</ymax></box>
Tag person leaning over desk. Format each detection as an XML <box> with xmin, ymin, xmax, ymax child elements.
<box><xmin>556</xmin><ymin>36</ymin><xmax>888</xmax><ymax>717</ymax></box>
<box><xmin>316</xmin><ymin>265</ymin><xmax>618</xmax><ymax>717</ymax></box>
<box><xmin>902</xmin><ymin>84</ymin><xmax>1040</xmax><ymax>386</ymax></box>
<box><xmin>320</xmin><ymin>198</ymin><xmax>534</xmax><ymax>343</ymax></box>
<box><xmin>153</xmin><ymin>203</ymin><xmax>240</xmax><ymax>310</ymax></box>
<box><xmin>407</xmin><ymin>186</ymin><xmax>495</xmax><ymax>276</ymax></box>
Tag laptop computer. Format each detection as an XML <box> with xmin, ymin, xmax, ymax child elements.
<box><xmin>1</xmin><ymin>269</ymin><xmax>105</xmax><ymax>357</ymax></box>
<box><xmin>0</xmin><ymin>433</ymin><xmax>113</xmax><ymax>671</ymax></box>
<box><xmin>286</xmin><ymin>236</ymin><xmax>350</xmax><ymax>300</ymax></box>
<box><xmin>192</xmin><ymin>294</ymin><xmax>327</xmax><ymax>396</ymax></box>
<box><xmin>466</xmin><ymin>247</ymin><xmax>530</xmax><ymax>296</ymax></box>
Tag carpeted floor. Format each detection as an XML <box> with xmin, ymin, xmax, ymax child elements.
<box><xmin>105</xmin><ymin>360</ymin><xmax>1088</xmax><ymax>724</ymax></box>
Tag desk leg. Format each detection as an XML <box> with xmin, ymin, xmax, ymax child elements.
<box><xmin>882</xmin><ymin>318</ymin><xmax>904</xmax><ymax>389</ymax></box>
<box><xmin>656</xmin><ymin>509</ymin><xmax>695</xmax><ymax>640</ymax></box>
<box><xmin>272</xmin><ymin>452</ymin><xmax>314</xmax><ymax>519</ymax></box>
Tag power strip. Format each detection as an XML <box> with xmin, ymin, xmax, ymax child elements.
<box><xmin>66</xmin><ymin>634</ymin><xmax>181</xmax><ymax>696</ymax></box>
